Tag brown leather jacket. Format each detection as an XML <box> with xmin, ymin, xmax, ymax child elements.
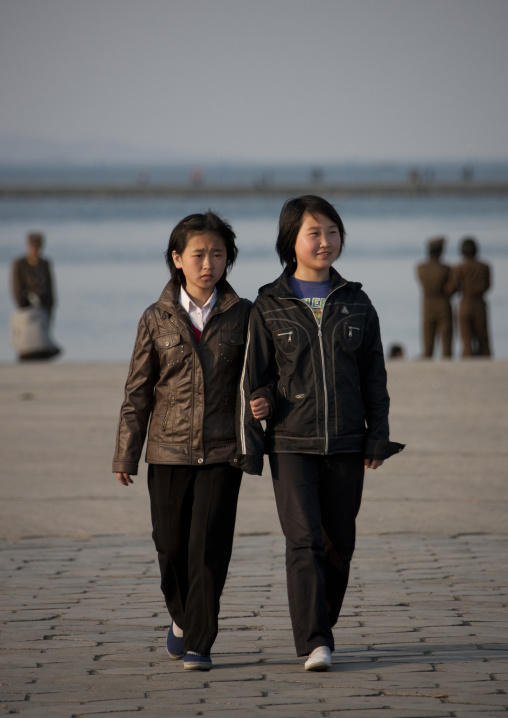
<box><xmin>112</xmin><ymin>279</ymin><xmax>251</xmax><ymax>475</ymax></box>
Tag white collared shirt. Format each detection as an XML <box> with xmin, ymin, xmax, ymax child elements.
<box><xmin>178</xmin><ymin>286</ymin><xmax>217</xmax><ymax>331</ymax></box>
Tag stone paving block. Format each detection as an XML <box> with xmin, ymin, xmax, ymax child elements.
<box><xmin>448</xmin><ymin>712</ymin><xmax>503</xmax><ymax>718</ymax></box>
<box><xmin>326</xmin><ymin>694</ymin><xmax>452</xmax><ymax>712</ymax></box>
<box><xmin>378</xmin><ymin>680</ymin><xmax>444</xmax><ymax>693</ymax></box>
<box><xmin>443</xmin><ymin>688</ymin><xmax>508</xmax><ymax>705</ymax></box>
<box><xmin>151</xmin><ymin>683</ymin><xmax>265</xmax><ymax>701</ymax></box>
<box><xmin>218</xmin><ymin>696</ymin><xmax>333</xmax><ymax>711</ymax></box>
<box><xmin>165</xmin><ymin>670</ymin><xmax>268</xmax><ymax>687</ymax></box>
<box><xmin>212</xmin><ymin>647</ymin><xmax>263</xmax><ymax>658</ymax></box>
<box><xmin>1</xmin><ymin>705</ymin><xmax>86</xmax><ymax>718</ymax></box>
<box><xmin>2</xmin><ymin>533</ymin><xmax>508</xmax><ymax>716</ymax></box>
<box><xmin>325</xmin><ymin>711</ymin><xmax>452</xmax><ymax>718</ymax></box>
<box><xmin>55</xmin><ymin>699</ymin><xmax>148</xmax><ymax>716</ymax></box>
<box><xmin>12</xmin><ymin>687</ymin><xmax>97</xmax><ymax>704</ymax></box>
<box><xmin>491</xmin><ymin>671</ymin><xmax>508</xmax><ymax>682</ymax></box>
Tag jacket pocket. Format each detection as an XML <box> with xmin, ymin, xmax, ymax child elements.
<box><xmin>341</xmin><ymin>321</ymin><xmax>364</xmax><ymax>351</ymax></box>
<box><xmin>273</xmin><ymin>327</ymin><xmax>298</xmax><ymax>354</ymax></box>
<box><xmin>275</xmin><ymin>383</ymin><xmax>291</xmax><ymax>425</ymax></box>
<box><xmin>219</xmin><ymin>331</ymin><xmax>245</xmax><ymax>363</ymax></box>
<box><xmin>162</xmin><ymin>392</ymin><xmax>175</xmax><ymax>432</ymax></box>
<box><xmin>155</xmin><ymin>332</ymin><xmax>185</xmax><ymax>366</ymax></box>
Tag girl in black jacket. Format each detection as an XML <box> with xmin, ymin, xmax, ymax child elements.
<box><xmin>238</xmin><ymin>195</ymin><xmax>404</xmax><ymax>671</ymax></box>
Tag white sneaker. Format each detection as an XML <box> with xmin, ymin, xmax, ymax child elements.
<box><xmin>304</xmin><ymin>646</ymin><xmax>332</xmax><ymax>671</ymax></box>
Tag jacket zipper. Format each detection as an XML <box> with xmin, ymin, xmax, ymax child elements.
<box><xmin>293</xmin><ymin>282</ymin><xmax>345</xmax><ymax>454</ymax></box>
<box><xmin>316</xmin><ymin>325</ymin><xmax>329</xmax><ymax>452</ymax></box>
<box><xmin>277</xmin><ymin>330</ymin><xmax>293</xmax><ymax>341</ymax></box>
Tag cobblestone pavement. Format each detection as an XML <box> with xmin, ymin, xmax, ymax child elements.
<box><xmin>1</xmin><ymin>532</ymin><xmax>507</xmax><ymax>717</ymax></box>
<box><xmin>2</xmin><ymin>361</ymin><xmax>508</xmax><ymax>716</ymax></box>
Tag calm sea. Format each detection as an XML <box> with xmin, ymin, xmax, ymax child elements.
<box><xmin>1</xmin><ymin>162</ymin><xmax>507</xmax><ymax>362</ymax></box>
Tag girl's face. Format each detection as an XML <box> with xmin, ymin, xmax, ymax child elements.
<box><xmin>172</xmin><ymin>232</ymin><xmax>227</xmax><ymax>303</ymax></box>
<box><xmin>293</xmin><ymin>212</ymin><xmax>342</xmax><ymax>282</ymax></box>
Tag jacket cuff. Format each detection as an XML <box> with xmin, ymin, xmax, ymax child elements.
<box><xmin>364</xmin><ymin>439</ymin><xmax>405</xmax><ymax>461</ymax></box>
<box><xmin>231</xmin><ymin>455</ymin><xmax>264</xmax><ymax>476</ymax></box>
<box><xmin>112</xmin><ymin>462</ymin><xmax>139</xmax><ymax>475</ymax></box>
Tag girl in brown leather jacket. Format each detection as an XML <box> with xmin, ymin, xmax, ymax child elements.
<box><xmin>113</xmin><ymin>212</ymin><xmax>251</xmax><ymax>671</ymax></box>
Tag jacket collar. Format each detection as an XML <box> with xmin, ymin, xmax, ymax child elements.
<box><xmin>157</xmin><ymin>278</ymin><xmax>239</xmax><ymax>315</ymax></box>
<box><xmin>260</xmin><ymin>266</ymin><xmax>354</xmax><ymax>299</ymax></box>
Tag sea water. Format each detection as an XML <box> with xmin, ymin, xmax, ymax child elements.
<box><xmin>1</xmin><ymin>165</ymin><xmax>507</xmax><ymax>362</ymax></box>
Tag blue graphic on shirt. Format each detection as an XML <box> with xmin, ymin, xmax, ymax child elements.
<box><xmin>289</xmin><ymin>276</ymin><xmax>330</xmax><ymax>326</ymax></box>
<box><xmin>301</xmin><ymin>296</ymin><xmax>326</xmax><ymax>325</ymax></box>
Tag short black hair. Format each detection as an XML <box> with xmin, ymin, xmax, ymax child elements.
<box><xmin>276</xmin><ymin>195</ymin><xmax>346</xmax><ymax>273</ymax></box>
<box><xmin>165</xmin><ymin>211</ymin><xmax>238</xmax><ymax>285</ymax></box>
<box><xmin>461</xmin><ymin>236</ymin><xmax>478</xmax><ymax>258</ymax></box>
<box><xmin>27</xmin><ymin>232</ymin><xmax>44</xmax><ymax>247</ymax></box>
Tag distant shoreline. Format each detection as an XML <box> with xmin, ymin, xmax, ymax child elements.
<box><xmin>1</xmin><ymin>182</ymin><xmax>508</xmax><ymax>198</ymax></box>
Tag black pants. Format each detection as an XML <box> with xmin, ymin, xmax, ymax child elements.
<box><xmin>148</xmin><ymin>463</ymin><xmax>242</xmax><ymax>655</ymax></box>
<box><xmin>269</xmin><ymin>452</ymin><xmax>364</xmax><ymax>657</ymax></box>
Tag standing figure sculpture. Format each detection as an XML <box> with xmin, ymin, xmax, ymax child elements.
<box><xmin>449</xmin><ymin>237</ymin><xmax>492</xmax><ymax>357</ymax></box>
<box><xmin>416</xmin><ymin>236</ymin><xmax>453</xmax><ymax>358</ymax></box>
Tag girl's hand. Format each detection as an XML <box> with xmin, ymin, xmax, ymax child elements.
<box><xmin>250</xmin><ymin>397</ymin><xmax>270</xmax><ymax>420</ymax></box>
<box><xmin>364</xmin><ymin>459</ymin><xmax>384</xmax><ymax>470</ymax></box>
<box><xmin>116</xmin><ymin>472</ymin><xmax>133</xmax><ymax>486</ymax></box>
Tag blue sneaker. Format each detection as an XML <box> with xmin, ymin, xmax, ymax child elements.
<box><xmin>166</xmin><ymin>623</ymin><xmax>184</xmax><ymax>660</ymax></box>
<box><xmin>183</xmin><ymin>652</ymin><xmax>212</xmax><ymax>671</ymax></box>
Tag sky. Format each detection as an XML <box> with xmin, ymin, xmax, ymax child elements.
<box><xmin>1</xmin><ymin>0</ymin><xmax>507</xmax><ymax>164</ymax></box>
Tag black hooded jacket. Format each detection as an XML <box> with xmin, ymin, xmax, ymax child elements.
<box><xmin>237</xmin><ymin>268</ymin><xmax>404</xmax><ymax>475</ymax></box>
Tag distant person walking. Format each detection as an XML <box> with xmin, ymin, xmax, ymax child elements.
<box><xmin>416</xmin><ymin>236</ymin><xmax>453</xmax><ymax>358</ymax></box>
<box><xmin>448</xmin><ymin>237</ymin><xmax>492</xmax><ymax>357</ymax></box>
<box><xmin>11</xmin><ymin>232</ymin><xmax>55</xmax><ymax>322</ymax></box>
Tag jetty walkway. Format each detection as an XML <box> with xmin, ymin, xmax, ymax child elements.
<box><xmin>1</xmin><ymin>360</ymin><xmax>507</xmax><ymax>716</ymax></box>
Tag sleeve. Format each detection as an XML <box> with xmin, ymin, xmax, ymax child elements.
<box><xmin>112</xmin><ymin>312</ymin><xmax>159</xmax><ymax>475</ymax></box>
<box><xmin>11</xmin><ymin>260</ymin><xmax>28</xmax><ymax>308</ymax></box>
<box><xmin>484</xmin><ymin>263</ymin><xmax>491</xmax><ymax>294</ymax></box>
<box><xmin>358</xmin><ymin>304</ymin><xmax>405</xmax><ymax>460</ymax></box>
<box><xmin>46</xmin><ymin>260</ymin><xmax>55</xmax><ymax>311</ymax></box>
<box><xmin>445</xmin><ymin>265</ymin><xmax>459</xmax><ymax>298</ymax></box>
<box><xmin>233</xmin><ymin>302</ymin><xmax>277</xmax><ymax>475</ymax></box>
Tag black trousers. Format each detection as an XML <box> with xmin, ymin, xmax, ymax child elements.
<box><xmin>269</xmin><ymin>452</ymin><xmax>364</xmax><ymax>657</ymax></box>
<box><xmin>148</xmin><ymin>463</ymin><xmax>242</xmax><ymax>655</ymax></box>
